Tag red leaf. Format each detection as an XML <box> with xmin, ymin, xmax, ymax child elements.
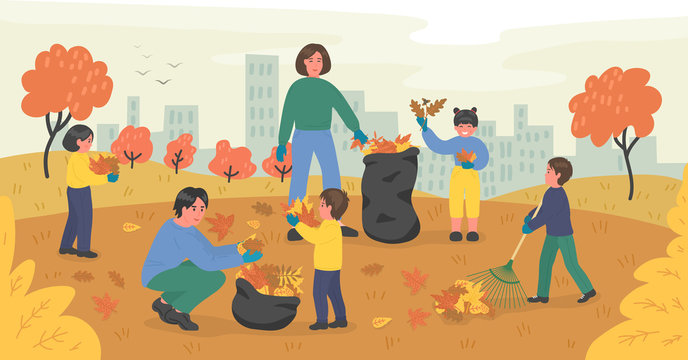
<box><xmin>431</xmin><ymin>290</ymin><xmax>461</xmax><ymax>312</ymax></box>
<box><xmin>240</xmin><ymin>264</ymin><xmax>269</xmax><ymax>290</ymax></box>
<box><xmin>206</xmin><ymin>212</ymin><xmax>235</xmax><ymax>241</ymax></box>
<box><xmin>92</xmin><ymin>292</ymin><xmax>119</xmax><ymax>320</ymax></box>
<box><xmin>401</xmin><ymin>267</ymin><xmax>429</xmax><ymax>295</ymax></box>
<box><xmin>407</xmin><ymin>308</ymin><xmax>431</xmax><ymax>330</ymax></box>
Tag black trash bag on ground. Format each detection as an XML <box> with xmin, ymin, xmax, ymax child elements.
<box><xmin>361</xmin><ymin>147</ymin><xmax>421</xmax><ymax>244</ymax></box>
<box><xmin>231</xmin><ymin>278</ymin><xmax>300</xmax><ymax>330</ymax></box>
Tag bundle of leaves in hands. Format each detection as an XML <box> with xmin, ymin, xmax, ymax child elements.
<box><xmin>280</xmin><ymin>197</ymin><xmax>321</xmax><ymax>227</ymax></box>
<box><xmin>456</xmin><ymin>148</ymin><xmax>476</xmax><ymax>163</ymax></box>
<box><xmin>235</xmin><ymin>263</ymin><xmax>304</xmax><ymax>298</ymax></box>
<box><xmin>351</xmin><ymin>132</ymin><xmax>417</xmax><ymax>156</ymax></box>
<box><xmin>236</xmin><ymin>234</ymin><xmax>265</xmax><ymax>255</ymax></box>
<box><xmin>89</xmin><ymin>154</ymin><xmax>120</xmax><ymax>175</ymax></box>
<box><xmin>410</xmin><ymin>97</ymin><xmax>447</xmax><ymax>130</ymax></box>
<box><xmin>431</xmin><ymin>279</ymin><xmax>495</xmax><ymax>322</ymax></box>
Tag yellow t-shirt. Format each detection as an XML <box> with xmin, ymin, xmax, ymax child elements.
<box><xmin>295</xmin><ymin>220</ymin><xmax>342</xmax><ymax>271</ymax></box>
<box><xmin>66</xmin><ymin>152</ymin><xmax>108</xmax><ymax>189</ymax></box>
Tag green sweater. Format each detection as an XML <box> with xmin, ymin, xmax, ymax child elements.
<box><xmin>278</xmin><ymin>77</ymin><xmax>360</xmax><ymax>145</ymax></box>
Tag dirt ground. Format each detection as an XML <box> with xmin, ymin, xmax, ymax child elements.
<box><xmin>12</xmin><ymin>196</ymin><xmax>674</xmax><ymax>359</ymax></box>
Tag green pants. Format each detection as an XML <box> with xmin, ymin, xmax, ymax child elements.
<box><xmin>537</xmin><ymin>235</ymin><xmax>593</xmax><ymax>297</ymax></box>
<box><xmin>147</xmin><ymin>260</ymin><xmax>226</xmax><ymax>313</ymax></box>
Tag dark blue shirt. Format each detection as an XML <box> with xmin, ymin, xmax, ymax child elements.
<box><xmin>527</xmin><ymin>187</ymin><xmax>573</xmax><ymax>236</ymax></box>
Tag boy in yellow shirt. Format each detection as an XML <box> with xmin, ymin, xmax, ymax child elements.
<box><xmin>286</xmin><ymin>188</ymin><xmax>348</xmax><ymax>330</ymax></box>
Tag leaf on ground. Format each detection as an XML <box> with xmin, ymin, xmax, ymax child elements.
<box><xmin>108</xmin><ymin>270</ymin><xmax>125</xmax><ymax>289</ymax></box>
<box><xmin>72</xmin><ymin>270</ymin><xmax>94</xmax><ymax>283</ymax></box>
<box><xmin>206</xmin><ymin>212</ymin><xmax>235</xmax><ymax>241</ymax></box>
<box><xmin>407</xmin><ymin>308</ymin><xmax>430</xmax><ymax>330</ymax></box>
<box><xmin>431</xmin><ymin>290</ymin><xmax>461</xmax><ymax>312</ymax></box>
<box><xmin>93</xmin><ymin>293</ymin><xmax>119</xmax><ymax>320</ymax></box>
<box><xmin>372</xmin><ymin>317</ymin><xmax>392</xmax><ymax>329</ymax></box>
<box><xmin>443</xmin><ymin>309</ymin><xmax>464</xmax><ymax>323</ymax></box>
<box><xmin>247</xmin><ymin>220</ymin><xmax>261</xmax><ymax>229</ymax></box>
<box><xmin>402</xmin><ymin>267</ymin><xmax>429</xmax><ymax>295</ymax></box>
<box><xmin>122</xmin><ymin>222</ymin><xmax>141</xmax><ymax>232</ymax></box>
<box><xmin>361</xmin><ymin>263</ymin><xmax>384</xmax><ymax>276</ymax></box>
<box><xmin>251</xmin><ymin>202</ymin><xmax>273</xmax><ymax>216</ymax></box>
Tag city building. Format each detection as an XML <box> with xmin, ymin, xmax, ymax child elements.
<box><xmin>97</xmin><ymin>124</ymin><xmax>119</xmax><ymax>152</ymax></box>
<box><xmin>127</xmin><ymin>96</ymin><xmax>140</xmax><ymax>127</ymax></box>
<box><xmin>245</xmin><ymin>54</ymin><xmax>279</xmax><ymax>176</ymax></box>
<box><xmin>149</xmin><ymin>105</ymin><xmax>199</xmax><ymax>166</ymax></box>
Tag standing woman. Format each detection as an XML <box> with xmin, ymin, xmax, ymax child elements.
<box><xmin>59</xmin><ymin>125</ymin><xmax>119</xmax><ymax>258</ymax></box>
<box><xmin>276</xmin><ymin>43</ymin><xmax>368</xmax><ymax>241</ymax></box>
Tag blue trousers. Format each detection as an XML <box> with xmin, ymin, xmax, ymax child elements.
<box><xmin>60</xmin><ymin>186</ymin><xmax>93</xmax><ymax>251</ymax></box>
<box><xmin>313</xmin><ymin>269</ymin><xmax>346</xmax><ymax>323</ymax></box>
<box><xmin>289</xmin><ymin>130</ymin><xmax>341</xmax><ymax>204</ymax></box>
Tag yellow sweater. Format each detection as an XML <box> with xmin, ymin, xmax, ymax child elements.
<box><xmin>66</xmin><ymin>153</ymin><xmax>108</xmax><ymax>189</ymax></box>
<box><xmin>295</xmin><ymin>220</ymin><xmax>342</xmax><ymax>271</ymax></box>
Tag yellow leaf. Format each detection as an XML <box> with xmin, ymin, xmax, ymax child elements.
<box><xmin>273</xmin><ymin>286</ymin><xmax>295</xmax><ymax>297</ymax></box>
<box><xmin>247</xmin><ymin>220</ymin><xmax>261</xmax><ymax>229</ymax></box>
<box><xmin>122</xmin><ymin>222</ymin><xmax>141</xmax><ymax>232</ymax></box>
<box><xmin>372</xmin><ymin>317</ymin><xmax>392</xmax><ymax>328</ymax></box>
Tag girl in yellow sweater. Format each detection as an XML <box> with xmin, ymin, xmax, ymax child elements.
<box><xmin>59</xmin><ymin>125</ymin><xmax>118</xmax><ymax>258</ymax></box>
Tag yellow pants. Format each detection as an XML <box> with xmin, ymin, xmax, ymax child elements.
<box><xmin>449</xmin><ymin>166</ymin><xmax>481</xmax><ymax>218</ymax></box>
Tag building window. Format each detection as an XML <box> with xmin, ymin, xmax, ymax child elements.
<box><xmin>489</xmin><ymin>127</ymin><xmax>494</xmax><ymax>137</ymax></box>
<box><xmin>270</xmin><ymin>126</ymin><xmax>275</xmax><ymax>137</ymax></box>
<box><xmin>259</xmin><ymin>108</ymin><xmax>264</xmax><ymax>120</ymax></box>
<box><xmin>169</xmin><ymin>130</ymin><xmax>174</xmax><ymax>140</ymax></box>
<box><xmin>267</xmin><ymin>63</ymin><xmax>272</xmax><ymax>75</ymax></box>
<box><xmin>169</xmin><ymin>111</ymin><xmax>174</xmax><ymax>124</ymax></box>
<box><xmin>188</xmin><ymin>111</ymin><xmax>193</xmax><ymax>124</ymax></box>
<box><xmin>484</xmin><ymin>186</ymin><xmax>489</xmax><ymax>195</ymax></box>
<box><xmin>353</xmin><ymin>102</ymin><xmax>359</xmax><ymax>112</ymax></box>
<box><xmin>260</xmin><ymin>126</ymin><xmax>264</xmax><ymax>136</ymax></box>
<box><xmin>249</xmin><ymin>86</ymin><xmax>254</xmax><ymax>100</ymax></box>
<box><xmin>249</xmin><ymin>64</ymin><xmax>254</xmax><ymax>75</ymax></box>
<box><xmin>540</xmin><ymin>150</ymin><xmax>546</xmax><ymax>158</ymax></box>
<box><xmin>131</xmin><ymin>101</ymin><xmax>137</xmax><ymax>110</ymax></box>
<box><xmin>544</xmin><ymin>131</ymin><xmax>549</xmax><ymax>138</ymax></box>
<box><xmin>520</xmin><ymin>162</ymin><xmax>525</xmax><ymax>171</ymax></box>
<box><xmin>519</xmin><ymin>108</ymin><xmax>524</xmax><ymax>117</ymax></box>
<box><xmin>429</xmin><ymin>164</ymin><xmax>434</xmax><ymax>173</ymax></box>
<box><xmin>517</xmin><ymin>134</ymin><xmax>522</xmax><ymax>141</ymax></box>
<box><xmin>526</xmin><ymin>133</ymin><xmax>531</xmax><ymax>142</ymax></box>
<box><xmin>530</xmin><ymin>163</ymin><xmax>534</xmax><ymax>173</ymax></box>
<box><xmin>259</xmin><ymin>63</ymin><xmax>264</xmax><ymax>75</ymax></box>
<box><xmin>507</xmin><ymin>142</ymin><xmax>512</xmax><ymax>157</ymax></box>
<box><xmin>440</xmin><ymin>166</ymin><xmax>445</xmax><ymax>176</ymax></box>
<box><xmin>534</xmin><ymin>133</ymin><xmax>540</xmax><ymax>142</ymax></box>
<box><xmin>518</xmin><ymin>121</ymin><xmax>523</xmax><ymax>130</ymax></box>
<box><xmin>439</xmin><ymin>180</ymin><xmax>444</xmax><ymax>189</ymax></box>
<box><xmin>490</xmin><ymin>171</ymin><xmax>494</xmax><ymax>182</ymax></box>
<box><xmin>500</xmin><ymin>143</ymin><xmax>504</xmax><ymax>158</ymax></box>
<box><xmin>177</xmin><ymin>112</ymin><xmax>182</xmax><ymax>124</ymax></box>
<box><xmin>508</xmin><ymin>165</ymin><xmax>512</xmax><ymax>180</ymax></box>
<box><xmin>250</xmin><ymin>107</ymin><xmax>255</xmax><ymax>120</ymax></box>
<box><xmin>482</xmin><ymin>175</ymin><xmax>487</xmax><ymax>184</ymax></box>
<box><xmin>432</xmin><ymin>153</ymin><xmax>437</xmax><ymax>161</ymax></box>
<box><xmin>269</xmin><ymin>108</ymin><xmax>274</xmax><ymax>119</ymax></box>
<box><xmin>267</xmin><ymin>87</ymin><xmax>272</xmax><ymax>98</ymax></box>
<box><xmin>489</xmin><ymin>143</ymin><xmax>494</xmax><ymax>152</ymax></box>
<box><xmin>500</xmin><ymin>164</ymin><xmax>505</xmax><ymax>181</ymax></box>
<box><xmin>250</xmin><ymin>126</ymin><xmax>255</xmax><ymax>137</ymax></box>
<box><xmin>530</xmin><ymin>150</ymin><xmax>534</xmax><ymax>158</ymax></box>
<box><xmin>109</xmin><ymin>128</ymin><xmax>115</xmax><ymax>138</ymax></box>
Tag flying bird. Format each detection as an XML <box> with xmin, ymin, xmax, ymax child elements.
<box><xmin>167</xmin><ymin>62</ymin><xmax>183</xmax><ymax>68</ymax></box>
<box><xmin>135</xmin><ymin>70</ymin><xmax>151</xmax><ymax>76</ymax></box>
<box><xmin>133</xmin><ymin>44</ymin><xmax>142</xmax><ymax>48</ymax></box>
<box><xmin>155</xmin><ymin>79</ymin><xmax>172</xmax><ymax>85</ymax></box>
<box><xmin>142</xmin><ymin>54</ymin><xmax>153</xmax><ymax>59</ymax></box>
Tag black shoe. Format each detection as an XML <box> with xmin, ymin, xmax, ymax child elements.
<box><xmin>328</xmin><ymin>320</ymin><xmax>348</xmax><ymax>328</ymax></box>
<box><xmin>466</xmin><ymin>232</ymin><xmax>480</xmax><ymax>242</ymax></box>
<box><xmin>527</xmin><ymin>296</ymin><xmax>549</xmax><ymax>303</ymax></box>
<box><xmin>449</xmin><ymin>232</ymin><xmax>462</xmax><ymax>242</ymax></box>
<box><xmin>164</xmin><ymin>310</ymin><xmax>199</xmax><ymax>331</ymax></box>
<box><xmin>152</xmin><ymin>298</ymin><xmax>174</xmax><ymax>323</ymax></box>
<box><xmin>76</xmin><ymin>250</ymin><xmax>98</xmax><ymax>258</ymax></box>
<box><xmin>287</xmin><ymin>228</ymin><xmax>303</xmax><ymax>241</ymax></box>
<box><xmin>59</xmin><ymin>247</ymin><xmax>77</xmax><ymax>255</ymax></box>
<box><xmin>577</xmin><ymin>289</ymin><xmax>597</xmax><ymax>303</ymax></box>
<box><xmin>309</xmin><ymin>322</ymin><xmax>328</xmax><ymax>330</ymax></box>
<box><xmin>341</xmin><ymin>226</ymin><xmax>358</xmax><ymax>237</ymax></box>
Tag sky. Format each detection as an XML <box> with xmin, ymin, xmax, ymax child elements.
<box><xmin>2</xmin><ymin>0</ymin><xmax>688</xmax><ymax>162</ymax></box>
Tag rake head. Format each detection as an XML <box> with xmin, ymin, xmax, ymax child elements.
<box><xmin>467</xmin><ymin>260</ymin><xmax>528</xmax><ymax>309</ymax></box>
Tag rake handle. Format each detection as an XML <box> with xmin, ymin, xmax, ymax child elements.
<box><xmin>510</xmin><ymin>197</ymin><xmax>544</xmax><ymax>261</ymax></box>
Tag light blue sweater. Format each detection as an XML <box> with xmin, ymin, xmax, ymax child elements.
<box><xmin>141</xmin><ymin>218</ymin><xmax>244</xmax><ymax>287</ymax></box>
<box><xmin>422</xmin><ymin>128</ymin><xmax>490</xmax><ymax>170</ymax></box>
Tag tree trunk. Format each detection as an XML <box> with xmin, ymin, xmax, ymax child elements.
<box><xmin>42</xmin><ymin>111</ymin><xmax>71</xmax><ymax>179</ymax></box>
<box><xmin>274</xmin><ymin>164</ymin><xmax>292</xmax><ymax>183</ymax></box>
<box><xmin>622</xmin><ymin>149</ymin><xmax>634</xmax><ymax>201</ymax></box>
<box><xmin>613</xmin><ymin>127</ymin><xmax>640</xmax><ymax>201</ymax></box>
<box><xmin>224</xmin><ymin>165</ymin><xmax>239</xmax><ymax>183</ymax></box>
<box><xmin>173</xmin><ymin>149</ymin><xmax>183</xmax><ymax>175</ymax></box>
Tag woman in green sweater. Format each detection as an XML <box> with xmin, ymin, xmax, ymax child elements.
<box><xmin>276</xmin><ymin>43</ymin><xmax>368</xmax><ymax>241</ymax></box>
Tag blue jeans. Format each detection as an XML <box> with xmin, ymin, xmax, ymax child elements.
<box><xmin>60</xmin><ymin>186</ymin><xmax>93</xmax><ymax>251</ymax></box>
<box><xmin>289</xmin><ymin>129</ymin><xmax>341</xmax><ymax>204</ymax></box>
<box><xmin>313</xmin><ymin>270</ymin><xmax>346</xmax><ymax>323</ymax></box>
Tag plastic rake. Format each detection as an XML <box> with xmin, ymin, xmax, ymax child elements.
<box><xmin>467</xmin><ymin>199</ymin><xmax>544</xmax><ymax>309</ymax></box>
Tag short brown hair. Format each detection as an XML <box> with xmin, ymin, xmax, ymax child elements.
<box><xmin>320</xmin><ymin>188</ymin><xmax>349</xmax><ymax>220</ymax></box>
<box><xmin>295</xmin><ymin>43</ymin><xmax>331</xmax><ymax>76</ymax></box>
<box><xmin>548</xmin><ymin>157</ymin><xmax>573</xmax><ymax>185</ymax></box>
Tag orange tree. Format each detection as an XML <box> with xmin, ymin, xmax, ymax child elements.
<box><xmin>208</xmin><ymin>140</ymin><xmax>256</xmax><ymax>183</ymax></box>
<box><xmin>110</xmin><ymin>126</ymin><xmax>154</xmax><ymax>169</ymax></box>
<box><xmin>164</xmin><ymin>133</ymin><xmax>196</xmax><ymax>174</ymax></box>
<box><xmin>263</xmin><ymin>143</ymin><xmax>292</xmax><ymax>182</ymax></box>
<box><xmin>569</xmin><ymin>67</ymin><xmax>662</xmax><ymax>200</ymax></box>
<box><xmin>21</xmin><ymin>44</ymin><xmax>113</xmax><ymax>179</ymax></box>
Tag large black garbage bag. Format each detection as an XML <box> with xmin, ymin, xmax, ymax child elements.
<box><xmin>361</xmin><ymin>147</ymin><xmax>421</xmax><ymax>244</ymax></box>
<box><xmin>231</xmin><ymin>278</ymin><xmax>300</xmax><ymax>330</ymax></box>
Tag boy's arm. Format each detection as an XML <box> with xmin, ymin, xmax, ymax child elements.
<box><xmin>526</xmin><ymin>192</ymin><xmax>563</xmax><ymax>231</ymax></box>
<box><xmin>278</xmin><ymin>84</ymin><xmax>297</xmax><ymax>146</ymax></box>
<box><xmin>295</xmin><ymin>222</ymin><xmax>338</xmax><ymax>245</ymax></box>
<box><xmin>330</xmin><ymin>84</ymin><xmax>361</xmax><ymax>133</ymax></box>
<box><xmin>472</xmin><ymin>139</ymin><xmax>490</xmax><ymax>170</ymax></box>
<box><xmin>421</xmin><ymin>128</ymin><xmax>457</xmax><ymax>155</ymax></box>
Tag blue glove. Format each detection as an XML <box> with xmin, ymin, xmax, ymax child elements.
<box><xmin>461</xmin><ymin>161</ymin><xmax>474</xmax><ymax>170</ymax></box>
<box><xmin>416</xmin><ymin>116</ymin><xmax>428</xmax><ymax>132</ymax></box>
<box><xmin>524</xmin><ymin>215</ymin><xmax>532</xmax><ymax>224</ymax></box>
<box><xmin>522</xmin><ymin>223</ymin><xmax>534</xmax><ymax>234</ymax></box>
<box><xmin>353</xmin><ymin>129</ymin><xmax>368</xmax><ymax>144</ymax></box>
<box><xmin>242</xmin><ymin>250</ymin><xmax>263</xmax><ymax>263</ymax></box>
<box><xmin>107</xmin><ymin>173</ymin><xmax>119</xmax><ymax>183</ymax></box>
<box><xmin>286</xmin><ymin>213</ymin><xmax>300</xmax><ymax>227</ymax></box>
<box><xmin>276</xmin><ymin>145</ymin><xmax>287</xmax><ymax>162</ymax></box>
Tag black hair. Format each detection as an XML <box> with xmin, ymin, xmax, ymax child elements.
<box><xmin>173</xmin><ymin>187</ymin><xmax>209</xmax><ymax>218</ymax></box>
<box><xmin>453</xmin><ymin>107</ymin><xmax>479</xmax><ymax>127</ymax></box>
<box><xmin>62</xmin><ymin>124</ymin><xmax>94</xmax><ymax>152</ymax></box>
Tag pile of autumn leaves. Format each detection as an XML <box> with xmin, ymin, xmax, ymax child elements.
<box><xmin>351</xmin><ymin>133</ymin><xmax>416</xmax><ymax>156</ymax></box>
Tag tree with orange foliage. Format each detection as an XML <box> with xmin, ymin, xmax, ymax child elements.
<box><xmin>208</xmin><ymin>140</ymin><xmax>257</xmax><ymax>183</ymax></box>
<box><xmin>263</xmin><ymin>143</ymin><xmax>293</xmax><ymax>182</ymax></box>
<box><xmin>21</xmin><ymin>44</ymin><xmax>113</xmax><ymax>179</ymax></box>
<box><xmin>110</xmin><ymin>125</ymin><xmax>154</xmax><ymax>169</ymax></box>
<box><xmin>164</xmin><ymin>133</ymin><xmax>196</xmax><ymax>174</ymax></box>
<box><xmin>569</xmin><ymin>67</ymin><xmax>662</xmax><ymax>200</ymax></box>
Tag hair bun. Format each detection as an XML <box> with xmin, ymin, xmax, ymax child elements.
<box><xmin>471</xmin><ymin>107</ymin><xmax>477</xmax><ymax>113</ymax></box>
<box><xmin>453</xmin><ymin>107</ymin><xmax>460</xmax><ymax>114</ymax></box>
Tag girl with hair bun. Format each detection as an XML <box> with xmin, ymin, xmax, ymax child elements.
<box><xmin>416</xmin><ymin>106</ymin><xmax>490</xmax><ymax>242</ymax></box>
